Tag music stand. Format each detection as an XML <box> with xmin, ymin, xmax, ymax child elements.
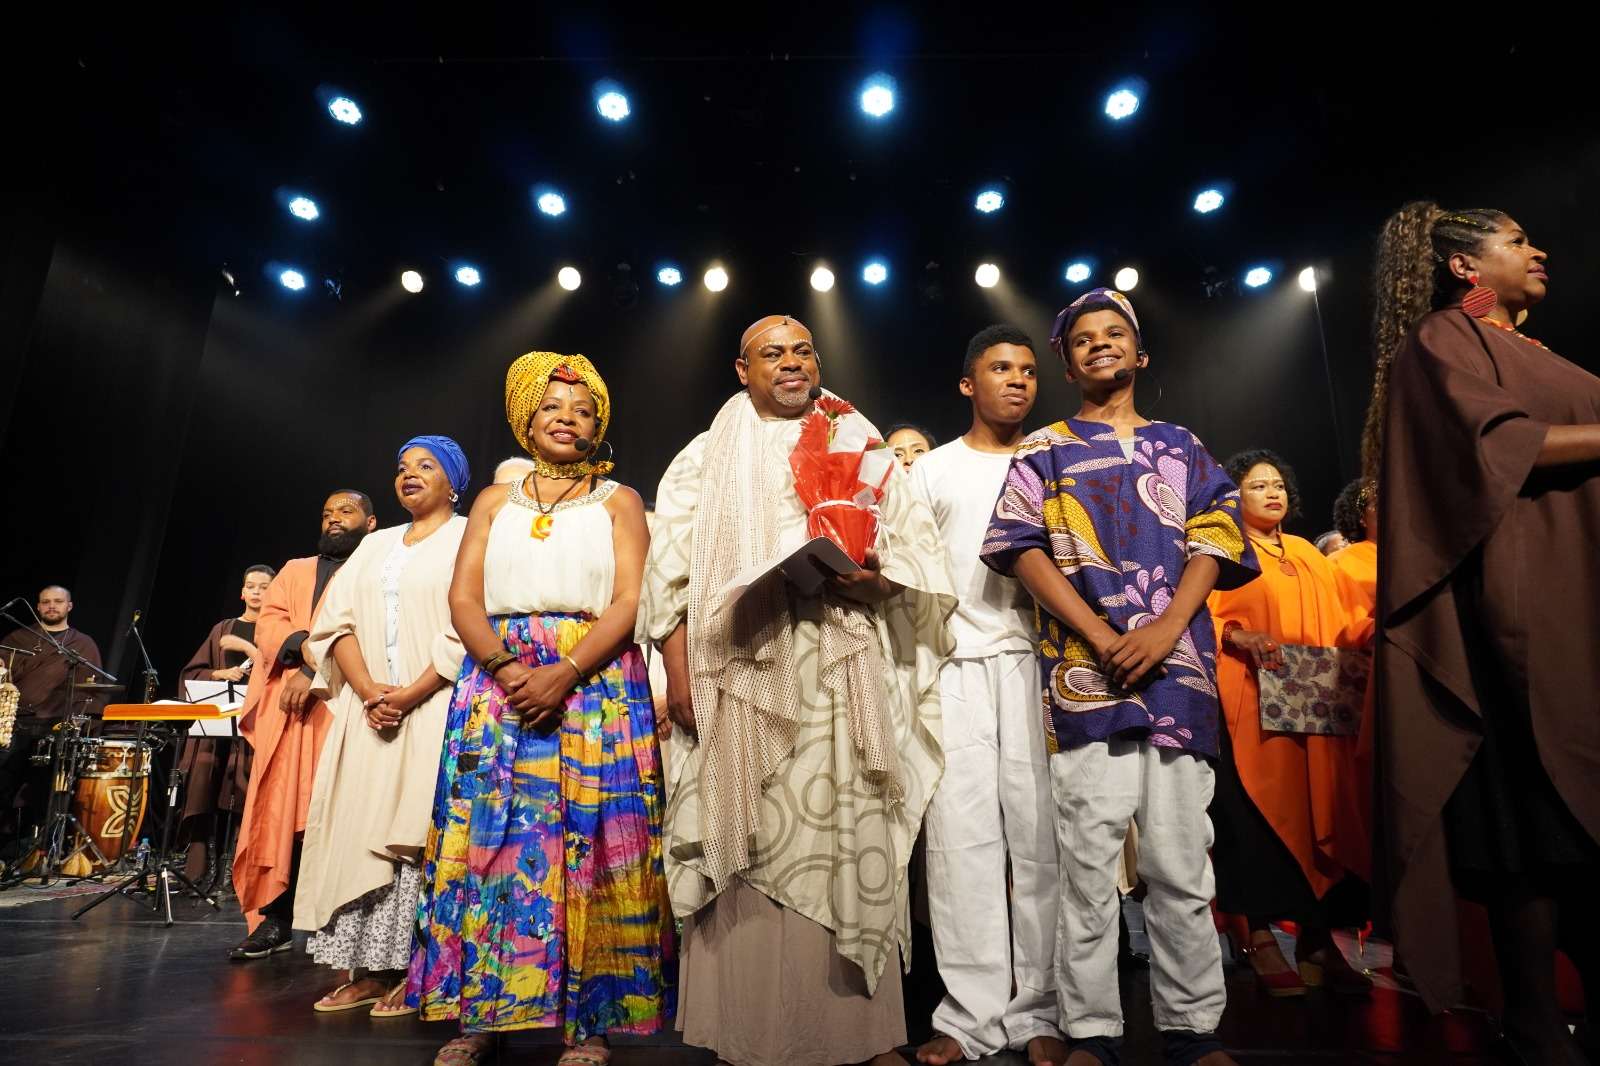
<box><xmin>180</xmin><ymin>677</ymin><xmax>246</xmax><ymax>894</ymax></box>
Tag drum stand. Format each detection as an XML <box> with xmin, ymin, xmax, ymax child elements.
<box><xmin>0</xmin><ymin>717</ymin><xmax>109</xmax><ymax>888</ymax></box>
<box><xmin>72</xmin><ymin>745</ymin><xmax>218</xmax><ymax>924</ymax></box>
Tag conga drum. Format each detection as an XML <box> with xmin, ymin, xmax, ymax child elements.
<box><xmin>71</xmin><ymin>739</ymin><xmax>151</xmax><ymax>865</ymax></box>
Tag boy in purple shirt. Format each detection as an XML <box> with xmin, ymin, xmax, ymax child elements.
<box><xmin>981</xmin><ymin>289</ymin><xmax>1257</xmax><ymax>1066</ymax></box>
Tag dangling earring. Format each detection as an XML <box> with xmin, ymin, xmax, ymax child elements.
<box><xmin>1461</xmin><ymin>271</ymin><xmax>1498</xmax><ymax>318</ymax></box>
<box><xmin>449</xmin><ymin>491</ymin><xmax>459</xmax><ymax>504</ymax></box>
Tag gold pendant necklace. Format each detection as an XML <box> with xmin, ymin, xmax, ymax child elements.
<box><xmin>522</xmin><ymin>473</ymin><xmax>584</xmax><ymax>541</ymax></box>
<box><xmin>1249</xmin><ymin>533</ymin><xmax>1297</xmax><ymax>577</ymax></box>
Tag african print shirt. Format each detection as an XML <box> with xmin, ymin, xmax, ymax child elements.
<box><xmin>981</xmin><ymin>419</ymin><xmax>1257</xmax><ymax>756</ymax></box>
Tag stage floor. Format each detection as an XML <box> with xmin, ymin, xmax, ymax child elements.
<box><xmin>0</xmin><ymin>886</ymin><xmax>1502</xmax><ymax>1065</ymax></box>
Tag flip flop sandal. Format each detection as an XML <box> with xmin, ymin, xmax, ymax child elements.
<box><xmin>434</xmin><ymin>1036</ymin><xmax>494</xmax><ymax>1066</ymax></box>
<box><xmin>312</xmin><ymin>981</ymin><xmax>384</xmax><ymax>1013</ymax></box>
<box><xmin>555</xmin><ymin>1045</ymin><xmax>610</xmax><ymax>1066</ymax></box>
<box><xmin>370</xmin><ymin>982</ymin><xmax>418</xmax><ymax>1018</ymax></box>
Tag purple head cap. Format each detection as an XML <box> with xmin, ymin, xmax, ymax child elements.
<box><xmin>1049</xmin><ymin>287</ymin><xmax>1141</xmax><ymax>358</ymax></box>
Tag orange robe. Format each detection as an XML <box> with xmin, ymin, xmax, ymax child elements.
<box><xmin>1209</xmin><ymin>534</ymin><xmax>1373</xmax><ymax>896</ymax></box>
<box><xmin>231</xmin><ymin>556</ymin><xmax>334</xmax><ymax>920</ymax></box>
<box><xmin>1328</xmin><ymin>540</ymin><xmax>1378</xmax><ymax>812</ymax></box>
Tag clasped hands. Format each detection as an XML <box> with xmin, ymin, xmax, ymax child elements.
<box><xmin>489</xmin><ymin>661</ymin><xmax>579</xmax><ymax>730</ymax></box>
<box><xmin>1088</xmin><ymin>617</ymin><xmax>1184</xmax><ymax>690</ymax></box>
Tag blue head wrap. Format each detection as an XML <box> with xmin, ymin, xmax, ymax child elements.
<box><xmin>397</xmin><ymin>435</ymin><xmax>471</xmax><ymax>508</ymax></box>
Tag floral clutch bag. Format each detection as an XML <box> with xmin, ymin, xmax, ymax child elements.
<box><xmin>1258</xmin><ymin>643</ymin><xmax>1369</xmax><ymax>737</ymax></box>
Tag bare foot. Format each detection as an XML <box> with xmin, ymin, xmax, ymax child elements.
<box><xmin>1027</xmin><ymin>1035</ymin><xmax>1069</xmax><ymax>1066</ymax></box>
<box><xmin>1243</xmin><ymin>932</ymin><xmax>1295</xmax><ymax>976</ymax></box>
<box><xmin>914</xmin><ymin>1034</ymin><xmax>964</xmax><ymax>1065</ymax></box>
<box><xmin>377</xmin><ymin>983</ymin><xmax>407</xmax><ymax>1010</ymax></box>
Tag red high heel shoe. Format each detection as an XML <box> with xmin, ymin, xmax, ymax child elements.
<box><xmin>1241</xmin><ymin>936</ymin><xmax>1307</xmax><ymax>998</ymax></box>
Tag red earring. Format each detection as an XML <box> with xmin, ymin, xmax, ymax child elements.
<box><xmin>1461</xmin><ymin>271</ymin><xmax>1497</xmax><ymax>318</ymax></box>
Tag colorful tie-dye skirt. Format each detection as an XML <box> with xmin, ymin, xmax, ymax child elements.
<box><xmin>407</xmin><ymin>612</ymin><xmax>675</xmax><ymax>1040</ymax></box>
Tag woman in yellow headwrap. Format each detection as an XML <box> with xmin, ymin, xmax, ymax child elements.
<box><xmin>409</xmin><ymin>352</ymin><xmax>673</xmax><ymax>1066</ymax></box>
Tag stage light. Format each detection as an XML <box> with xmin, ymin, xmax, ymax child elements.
<box><xmin>810</xmin><ymin>266</ymin><xmax>836</xmax><ymax>292</ymax></box>
<box><xmin>975</xmin><ymin>188</ymin><xmax>1005</xmax><ymax>214</ymax></box>
<box><xmin>1193</xmin><ymin>188</ymin><xmax>1224</xmax><ymax>214</ymax></box>
<box><xmin>1244</xmin><ymin>266</ymin><xmax>1273</xmax><ymax>289</ymax></box>
<box><xmin>536</xmin><ymin>191</ymin><xmax>568</xmax><ymax>217</ymax></box>
<box><xmin>558</xmin><ymin>267</ymin><xmax>582</xmax><ymax>291</ymax></box>
<box><xmin>657</xmin><ymin>266</ymin><xmax>683</xmax><ymax>286</ymax></box>
<box><xmin>455</xmin><ymin>265</ymin><xmax>482</xmax><ymax>287</ymax></box>
<box><xmin>862</xmin><ymin>261</ymin><xmax>889</xmax><ymax>285</ymax></box>
<box><xmin>595</xmin><ymin>84</ymin><xmax>630</xmax><ymax>122</ymax></box>
<box><xmin>704</xmin><ymin>266</ymin><xmax>729</xmax><ymax>292</ymax></box>
<box><xmin>1114</xmin><ymin>266</ymin><xmax>1140</xmax><ymax>291</ymax></box>
<box><xmin>288</xmin><ymin>196</ymin><xmax>319</xmax><ymax>221</ymax></box>
<box><xmin>860</xmin><ymin>74</ymin><xmax>896</xmax><ymax>118</ymax></box>
<box><xmin>975</xmin><ymin>263</ymin><xmax>1000</xmax><ymax>289</ymax></box>
<box><xmin>1298</xmin><ymin>266</ymin><xmax>1318</xmax><ymax>292</ymax></box>
<box><xmin>328</xmin><ymin>97</ymin><xmax>362</xmax><ymax>125</ymax></box>
<box><xmin>400</xmin><ymin>270</ymin><xmax>424</xmax><ymax>293</ymax></box>
<box><xmin>279</xmin><ymin>269</ymin><xmax>306</xmax><ymax>291</ymax></box>
<box><xmin>1065</xmin><ymin>262</ymin><xmax>1092</xmax><ymax>284</ymax></box>
<box><xmin>1105</xmin><ymin>88</ymin><xmax>1140</xmax><ymax>120</ymax></box>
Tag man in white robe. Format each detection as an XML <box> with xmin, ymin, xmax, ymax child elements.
<box><xmin>639</xmin><ymin>315</ymin><xmax>954</xmax><ymax>1066</ymax></box>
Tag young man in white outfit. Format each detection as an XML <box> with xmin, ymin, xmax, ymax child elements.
<box><xmin>912</xmin><ymin>324</ymin><xmax>1066</xmax><ymax>1066</ymax></box>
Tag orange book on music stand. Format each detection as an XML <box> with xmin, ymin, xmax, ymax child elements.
<box><xmin>102</xmin><ymin>703</ymin><xmax>225</xmax><ymax>722</ymax></box>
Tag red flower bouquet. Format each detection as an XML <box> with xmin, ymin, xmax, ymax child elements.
<box><xmin>788</xmin><ymin>395</ymin><xmax>896</xmax><ymax>564</ymax></box>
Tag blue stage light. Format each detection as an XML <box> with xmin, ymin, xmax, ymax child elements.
<box><xmin>656</xmin><ymin>266</ymin><xmax>682</xmax><ymax>286</ymax></box>
<box><xmin>279</xmin><ymin>269</ymin><xmax>306</xmax><ymax>291</ymax></box>
<box><xmin>1244</xmin><ymin>266</ymin><xmax>1273</xmax><ymax>289</ymax></box>
<box><xmin>1193</xmin><ymin>188</ymin><xmax>1224</xmax><ymax>214</ymax></box>
<box><xmin>975</xmin><ymin>188</ymin><xmax>1005</xmax><ymax>214</ymax></box>
<box><xmin>862</xmin><ymin>261</ymin><xmax>889</xmax><ymax>285</ymax></box>
<box><xmin>1065</xmin><ymin>262</ymin><xmax>1091</xmax><ymax>284</ymax></box>
<box><xmin>596</xmin><ymin>84</ymin><xmax>630</xmax><ymax>122</ymax></box>
<box><xmin>455</xmin><ymin>266</ymin><xmax>482</xmax><ymax>287</ymax></box>
<box><xmin>860</xmin><ymin>74</ymin><xmax>896</xmax><ymax>118</ymax></box>
<box><xmin>327</xmin><ymin>97</ymin><xmax>362</xmax><ymax>125</ymax></box>
<box><xmin>287</xmin><ymin>196</ymin><xmax>319</xmax><ymax>221</ymax></box>
<box><xmin>536</xmin><ymin>191</ymin><xmax>567</xmax><ymax>217</ymax></box>
<box><xmin>1105</xmin><ymin>88</ymin><xmax>1140</xmax><ymax>120</ymax></box>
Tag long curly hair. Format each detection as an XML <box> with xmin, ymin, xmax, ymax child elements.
<box><xmin>1361</xmin><ymin>201</ymin><xmax>1505</xmax><ymax>484</ymax></box>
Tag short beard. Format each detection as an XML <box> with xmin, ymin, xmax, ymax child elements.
<box><xmin>317</xmin><ymin>526</ymin><xmax>368</xmax><ymax>559</ymax></box>
<box><xmin>771</xmin><ymin>385</ymin><xmax>811</xmax><ymax>411</ymax></box>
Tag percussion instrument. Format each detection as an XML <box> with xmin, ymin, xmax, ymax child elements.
<box><xmin>70</xmin><ymin>739</ymin><xmax>152</xmax><ymax>865</ymax></box>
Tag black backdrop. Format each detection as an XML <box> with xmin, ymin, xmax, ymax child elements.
<box><xmin>2</xmin><ymin>20</ymin><xmax>1597</xmax><ymax>696</ymax></box>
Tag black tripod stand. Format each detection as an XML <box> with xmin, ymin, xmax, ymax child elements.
<box><xmin>71</xmin><ymin>615</ymin><xmax>218</xmax><ymax>924</ymax></box>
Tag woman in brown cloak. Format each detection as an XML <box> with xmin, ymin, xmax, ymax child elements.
<box><xmin>1365</xmin><ymin>202</ymin><xmax>1599</xmax><ymax>1066</ymax></box>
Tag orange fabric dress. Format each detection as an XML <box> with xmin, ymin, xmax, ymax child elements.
<box><xmin>1209</xmin><ymin>533</ymin><xmax>1374</xmax><ymax>897</ymax></box>
<box><xmin>231</xmin><ymin>557</ymin><xmax>335</xmax><ymax>922</ymax></box>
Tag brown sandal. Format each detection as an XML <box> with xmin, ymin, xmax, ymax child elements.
<box><xmin>555</xmin><ymin>1044</ymin><xmax>610</xmax><ymax>1066</ymax></box>
<box><xmin>434</xmin><ymin>1035</ymin><xmax>493</xmax><ymax>1066</ymax></box>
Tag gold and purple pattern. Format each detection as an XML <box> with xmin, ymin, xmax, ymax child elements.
<box><xmin>407</xmin><ymin>612</ymin><xmax>675</xmax><ymax>1040</ymax></box>
<box><xmin>982</xmin><ymin>419</ymin><xmax>1257</xmax><ymax>756</ymax></box>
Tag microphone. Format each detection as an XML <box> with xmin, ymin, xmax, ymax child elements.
<box><xmin>1112</xmin><ymin>368</ymin><xmax>1133</xmax><ymax>383</ymax></box>
<box><xmin>807</xmin><ymin>385</ymin><xmax>823</xmax><ymax>400</ymax></box>
<box><xmin>573</xmin><ymin>438</ymin><xmax>592</xmax><ymax>453</ymax></box>
<box><xmin>126</xmin><ymin>610</ymin><xmax>142</xmax><ymax>637</ymax></box>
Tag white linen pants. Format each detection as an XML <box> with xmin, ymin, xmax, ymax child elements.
<box><xmin>924</xmin><ymin>652</ymin><xmax>1062</xmax><ymax>1057</ymax></box>
<box><xmin>1051</xmin><ymin>738</ymin><xmax>1225</xmax><ymax>1038</ymax></box>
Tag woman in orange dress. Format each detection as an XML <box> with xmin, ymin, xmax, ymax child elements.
<box><xmin>1327</xmin><ymin>478</ymin><xmax>1376</xmax><ymax>623</ymax></box>
<box><xmin>1207</xmin><ymin>450</ymin><xmax>1374</xmax><ymax>999</ymax></box>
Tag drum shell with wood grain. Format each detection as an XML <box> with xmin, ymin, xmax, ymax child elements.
<box><xmin>72</xmin><ymin>739</ymin><xmax>151</xmax><ymax>864</ymax></box>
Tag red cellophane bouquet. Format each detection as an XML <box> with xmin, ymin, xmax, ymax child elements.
<box><xmin>788</xmin><ymin>395</ymin><xmax>897</xmax><ymax>564</ymax></box>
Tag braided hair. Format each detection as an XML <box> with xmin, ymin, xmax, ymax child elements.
<box><xmin>1361</xmin><ymin>202</ymin><xmax>1505</xmax><ymax>484</ymax></box>
<box><xmin>1332</xmin><ymin>477</ymin><xmax>1371</xmax><ymax>543</ymax></box>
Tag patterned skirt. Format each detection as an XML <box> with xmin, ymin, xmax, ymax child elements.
<box><xmin>407</xmin><ymin>612</ymin><xmax>675</xmax><ymax>1040</ymax></box>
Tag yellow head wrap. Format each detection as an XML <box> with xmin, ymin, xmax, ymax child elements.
<box><xmin>504</xmin><ymin>351</ymin><xmax>615</xmax><ymax>477</ymax></box>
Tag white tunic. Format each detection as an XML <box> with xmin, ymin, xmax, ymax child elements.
<box><xmin>483</xmin><ymin>478</ymin><xmax>617</xmax><ymax>617</ymax></box>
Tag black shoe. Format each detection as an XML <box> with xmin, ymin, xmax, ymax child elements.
<box><xmin>228</xmin><ymin>917</ymin><xmax>292</xmax><ymax>960</ymax></box>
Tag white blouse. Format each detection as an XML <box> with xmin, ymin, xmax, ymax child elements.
<box><xmin>483</xmin><ymin>478</ymin><xmax>618</xmax><ymax>618</ymax></box>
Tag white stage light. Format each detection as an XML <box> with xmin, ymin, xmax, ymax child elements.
<box><xmin>1105</xmin><ymin>88</ymin><xmax>1140</xmax><ymax>120</ymax></box>
<box><xmin>455</xmin><ymin>266</ymin><xmax>482</xmax><ymax>287</ymax></box>
<box><xmin>1298</xmin><ymin>266</ymin><xmax>1318</xmax><ymax>292</ymax></box>
<box><xmin>975</xmin><ymin>188</ymin><xmax>1005</xmax><ymax>214</ymax></box>
<box><xmin>1244</xmin><ymin>266</ymin><xmax>1273</xmax><ymax>289</ymax></box>
<box><xmin>558</xmin><ymin>267</ymin><xmax>582</xmax><ymax>291</ymax></box>
<box><xmin>810</xmin><ymin>266</ymin><xmax>836</xmax><ymax>292</ymax></box>
<box><xmin>860</xmin><ymin>74</ymin><xmax>896</xmax><ymax>118</ymax></box>
<box><xmin>536</xmin><ymin>191</ymin><xmax>567</xmax><ymax>217</ymax></box>
<box><xmin>657</xmin><ymin>266</ymin><xmax>682</xmax><ymax>286</ymax></box>
<box><xmin>288</xmin><ymin>196</ymin><xmax>319</xmax><ymax>221</ymax></box>
<box><xmin>1114</xmin><ymin>267</ymin><xmax>1140</xmax><ymax>291</ymax></box>
<box><xmin>704</xmin><ymin>266</ymin><xmax>729</xmax><ymax>292</ymax></box>
<box><xmin>1065</xmin><ymin>262</ymin><xmax>1091</xmax><ymax>284</ymax></box>
<box><xmin>400</xmin><ymin>270</ymin><xmax>423</xmax><ymax>293</ymax></box>
<box><xmin>279</xmin><ymin>269</ymin><xmax>306</xmax><ymax>291</ymax></box>
<box><xmin>862</xmin><ymin>261</ymin><xmax>888</xmax><ymax>285</ymax></box>
<box><xmin>1193</xmin><ymin>188</ymin><xmax>1224</xmax><ymax>214</ymax></box>
<box><xmin>328</xmin><ymin>97</ymin><xmax>362</xmax><ymax>125</ymax></box>
<box><xmin>975</xmin><ymin>263</ymin><xmax>1000</xmax><ymax>288</ymax></box>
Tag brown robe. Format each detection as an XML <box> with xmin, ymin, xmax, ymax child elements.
<box><xmin>175</xmin><ymin>618</ymin><xmax>254</xmax><ymax>819</ymax></box>
<box><xmin>1377</xmin><ymin>307</ymin><xmax>1600</xmax><ymax>1011</ymax></box>
<box><xmin>0</xmin><ymin>626</ymin><xmax>105</xmax><ymax>722</ymax></box>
